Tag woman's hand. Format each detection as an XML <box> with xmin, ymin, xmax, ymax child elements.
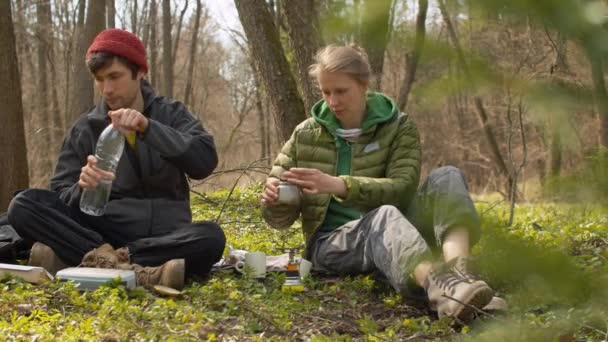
<box><xmin>261</xmin><ymin>177</ymin><xmax>281</xmax><ymax>206</ymax></box>
<box><xmin>282</xmin><ymin>168</ymin><xmax>347</xmax><ymax>197</ymax></box>
<box><xmin>79</xmin><ymin>155</ymin><xmax>116</xmax><ymax>190</ymax></box>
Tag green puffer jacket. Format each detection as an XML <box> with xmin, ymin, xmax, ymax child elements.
<box><xmin>262</xmin><ymin>92</ymin><xmax>421</xmax><ymax>248</ymax></box>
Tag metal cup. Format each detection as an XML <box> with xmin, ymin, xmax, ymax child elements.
<box><xmin>277</xmin><ymin>181</ymin><xmax>301</xmax><ymax>206</ymax></box>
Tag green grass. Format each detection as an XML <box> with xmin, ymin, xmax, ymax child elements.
<box><xmin>1</xmin><ymin>185</ymin><xmax>607</xmax><ymax>341</ymax></box>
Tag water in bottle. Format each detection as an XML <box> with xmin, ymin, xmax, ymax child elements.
<box><xmin>79</xmin><ymin>125</ymin><xmax>125</xmax><ymax>216</ymax></box>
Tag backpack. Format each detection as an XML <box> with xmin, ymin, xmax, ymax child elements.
<box><xmin>0</xmin><ymin>213</ymin><xmax>27</xmax><ymax>264</ymax></box>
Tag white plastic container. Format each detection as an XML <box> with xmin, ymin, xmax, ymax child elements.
<box><xmin>56</xmin><ymin>267</ymin><xmax>136</xmax><ymax>290</ymax></box>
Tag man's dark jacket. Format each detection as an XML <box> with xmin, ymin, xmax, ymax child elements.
<box><xmin>51</xmin><ymin>80</ymin><xmax>217</xmax><ymax>239</ymax></box>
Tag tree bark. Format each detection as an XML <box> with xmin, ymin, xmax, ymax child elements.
<box><xmin>282</xmin><ymin>0</ymin><xmax>323</xmax><ymax>112</ymax></box>
<box><xmin>107</xmin><ymin>0</ymin><xmax>115</xmax><ymax>28</ymax></box>
<box><xmin>360</xmin><ymin>0</ymin><xmax>393</xmax><ymax>90</ymax></box>
<box><xmin>0</xmin><ymin>0</ymin><xmax>29</xmax><ymax>211</ymax></box>
<box><xmin>235</xmin><ymin>0</ymin><xmax>306</xmax><ymax>143</ymax></box>
<box><xmin>184</xmin><ymin>0</ymin><xmax>201</xmax><ymax>106</ymax></box>
<box><xmin>36</xmin><ymin>0</ymin><xmax>55</xmax><ymax>175</ymax></box>
<box><xmin>162</xmin><ymin>0</ymin><xmax>173</xmax><ymax>97</ymax></box>
<box><xmin>172</xmin><ymin>0</ymin><xmax>189</xmax><ymax>68</ymax></box>
<box><xmin>149</xmin><ymin>0</ymin><xmax>159</xmax><ymax>88</ymax></box>
<box><xmin>68</xmin><ymin>0</ymin><xmax>105</xmax><ymax>124</ymax></box>
<box><xmin>587</xmin><ymin>49</ymin><xmax>608</xmax><ymax>149</ymax></box>
<box><xmin>131</xmin><ymin>0</ymin><xmax>138</xmax><ymax>34</ymax></box>
<box><xmin>397</xmin><ymin>0</ymin><xmax>428</xmax><ymax>111</ymax></box>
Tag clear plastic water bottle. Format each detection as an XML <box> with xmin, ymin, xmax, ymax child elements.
<box><xmin>79</xmin><ymin>125</ymin><xmax>125</xmax><ymax>216</ymax></box>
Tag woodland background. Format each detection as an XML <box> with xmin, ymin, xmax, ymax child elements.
<box><xmin>1</xmin><ymin>1</ymin><xmax>608</xmax><ymax>340</ymax></box>
<box><xmin>1</xmin><ymin>0</ymin><xmax>607</xmax><ymax>214</ymax></box>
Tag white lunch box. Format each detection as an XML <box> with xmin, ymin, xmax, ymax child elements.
<box><xmin>56</xmin><ymin>267</ymin><xmax>136</xmax><ymax>290</ymax></box>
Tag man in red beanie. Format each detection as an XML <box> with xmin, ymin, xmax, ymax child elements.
<box><xmin>7</xmin><ymin>29</ymin><xmax>225</xmax><ymax>290</ymax></box>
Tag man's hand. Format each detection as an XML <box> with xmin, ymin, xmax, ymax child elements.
<box><xmin>282</xmin><ymin>168</ymin><xmax>347</xmax><ymax>198</ymax></box>
<box><xmin>108</xmin><ymin>108</ymin><xmax>148</xmax><ymax>133</ymax></box>
<box><xmin>79</xmin><ymin>155</ymin><xmax>116</xmax><ymax>190</ymax></box>
<box><xmin>261</xmin><ymin>177</ymin><xmax>280</xmax><ymax>206</ymax></box>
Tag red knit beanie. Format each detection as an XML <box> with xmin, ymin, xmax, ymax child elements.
<box><xmin>87</xmin><ymin>29</ymin><xmax>148</xmax><ymax>73</ymax></box>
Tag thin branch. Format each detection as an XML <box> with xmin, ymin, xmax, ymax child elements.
<box><xmin>214</xmin><ymin>158</ymin><xmax>269</xmax><ymax>223</ymax></box>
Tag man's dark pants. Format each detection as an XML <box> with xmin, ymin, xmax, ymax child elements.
<box><xmin>7</xmin><ymin>189</ymin><xmax>225</xmax><ymax>278</ymax></box>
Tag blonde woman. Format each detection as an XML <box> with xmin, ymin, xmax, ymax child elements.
<box><xmin>262</xmin><ymin>44</ymin><xmax>504</xmax><ymax>322</ymax></box>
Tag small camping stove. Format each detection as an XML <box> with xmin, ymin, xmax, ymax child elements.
<box><xmin>281</xmin><ymin>248</ymin><xmax>305</xmax><ymax>292</ymax></box>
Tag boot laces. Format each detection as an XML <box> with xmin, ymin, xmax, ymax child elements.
<box><xmin>80</xmin><ymin>249</ymin><xmax>116</xmax><ymax>268</ymax></box>
<box><xmin>432</xmin><ymin>268</ymin><xmax>467</xmax><ymax>292</ymax></box>
<box><xmin>450</xmin><ymin>256</ymin><xmax>478</xmax><ymax>282</ymax></box>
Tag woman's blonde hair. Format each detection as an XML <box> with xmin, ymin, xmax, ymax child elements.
<box><xmin>308</xmin><ymin>44</ymin><xmax>371</xmax><ymax>85</ymax></box>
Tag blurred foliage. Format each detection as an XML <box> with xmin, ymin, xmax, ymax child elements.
<box><xmin>0</xmin><ymin>186</ymin><xmax>607</xmax><ymax>340</ymax></box>
<box><xmin>543</xmin><ymin>148</ymin><xmax>608</xmax><ymax>203</ymax></box>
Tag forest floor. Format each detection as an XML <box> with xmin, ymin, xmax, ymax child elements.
<box><xmin>1</xmin><ymin>185</ymin><xmax>607</xmax><ymax>341</ymax></box>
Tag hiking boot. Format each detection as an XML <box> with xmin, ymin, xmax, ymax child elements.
<box><xmin>449</xmin><ymin>256</ymin><xmax>508</xmax><ymax>313</ymax></box>
<box><xmin>483</xmin><ymin>296</ymin><xmax>508</xmax><ymax>313</ymax></box>
<box><xmin>425</xmin><ymin>262</ymin><xmax>494</xmax><ymax>322</ymax></box>
<box><xmin>80</xmin><ymin>244</ymin><xmax>129</xmax><ymax>269</ymax></box>
<box><xmin>131</xmin><ymin>259</ymin><xmax>185</xmax><ymax>290</ymax></box>
<box><xmin>28</xmin><ymin>242</ymin><xmax>68</xmax><ymax>275</ymax></box>
<box><xmin>450</xmin><ymin>256</ymin><xmax>478</xmax><ymax>281</ymax></box>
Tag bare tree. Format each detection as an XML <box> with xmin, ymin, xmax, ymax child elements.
<box><xmin>282</xmin><ymin>0</ymin><xmax>323</xmax><ymax>112</ymax></box>
<box><xmin>184</xmin><ymin>0</ymin><xmax>202</xmax><ymax>106</ymax></box>
<box><xmin>0</xmin><ymin>0</ymin><xmax>29</xmax><ymax>211</ymax></box>
<box><xmin>360</xmin><ymin>0</ymin><xmax>393</xmax><ymax>90</ymax></box>
<box><xmin>107</xmin><ymin>0</ymin><xmax>115</xmax><ymax>28</ymax></box>
<box><xmin>438</xmin><ymin>0</ymin><xmax>512</xmax><ymax>194</ymax></box>
<box><xmin>35</xmin><ymin>0</ymin><xmax>55</xmax><ymax>175</ymax></box>
<box><xmin>68</xmin><ymin>0</ymin><xmax>105</xmax><ymax>124</ymax></box>
<box><xmin>131</xmin><ymin>0</ymin><xmax>138</xmax><ymax>33</ymax></box>
<box><xmin>162</xmin><ymin>0</ymin><xmax>173</xmax><ymax>97</ymax></box>
<box><xmin>235</xmin><ymin>0</ymin><xmax>306</xmax><ymax>143</ymax></box>
<box><xmin>172</xmin><ymin>0</ymin><xmax>189</xmax><ymax>68</ymax></box>
<box><xmin>587</xmin><ymin>48</ymin><xmax>608</xmax><ymax>149</ymax></box>
<box><xmin>397</xmin><ymin>0</ymin><xmax>428</xmax><ymax>111</ymax></box>
<box><xmin>149</xmin><ymin>0</ymin><xmax>159</xmax><ymax>88</ymax></box>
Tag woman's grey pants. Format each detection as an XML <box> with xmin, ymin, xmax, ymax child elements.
<box><xmin>309</xmin><ymin>166</ymin><xmax>481</xmax><ymax>294</ymax></box>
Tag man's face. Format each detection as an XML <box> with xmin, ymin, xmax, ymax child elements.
<box><xmin>93</xmin><ymin>59</ymin><xmax>143</xmax><ymax>110</ymax></box>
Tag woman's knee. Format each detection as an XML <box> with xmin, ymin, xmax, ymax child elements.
<box><xmin>376</xmin><ymin>205</ymin><xmax>403</xmax><ymax>218</ymax></box>
<box><xmin>428</xmin><ymin>165</ymin><xmax>463</xmax><ymax>181</ymax></box>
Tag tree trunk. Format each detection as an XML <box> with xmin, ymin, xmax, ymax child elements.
<box><xmin>162</xmin><ymin>0</ymin><xmax>173</xmax><ymax>97</ymax></box>
<box><xmin>547</xmin><ymin>31</ymin><xmax>569</xmax><ymax>182</ymax></box>
<box><xmin>0</xmin><ymin>0</ymin><xmax>29</xmax><ymax>211</ymax></box>
<box><xmin>68</xmin><ymin>0</ymin><xmax>105</xmax><ymax>125</ymax></box>
<box><xmin>587</xmin><ymin>49</ymin><xmax>608</xmax><ymax>149</ymax></box>
<box><xmin>172</xmin><ymin>0</ymin><xmax>189</xmax><ymax>68</ymax></box>
<box><xmin>360</xmin><ymin>0</ymin><xmax>393</xmax><ymax>90</ymax></box>
<box><xmin>107</xmin><ymin>0</ymin><xmax>115</xmax><ymax>28</ymax></box>
<box><xmin>184</xmin><ymin>0</ymin><xmax>201</xmax><ymax>106</ymax></box>
<box><xmin>131</xmin><ymin>0</ymin><xmax>138</xmax><ymax>34</ymax></box>
<box><xmin>36</xmin><ymin>0</ymin><xmax>55</xmax><ymax>176</ymax></box>
<box><xmin>65</xmin><ymin>0</ymin><xmax>86</xmax><ymax>129</ymax></box>
<box><xmin>397</xmin><ymin>0</ymin><xmax>428</xmax><ymax>111</ymax></box>
<box><xmin>282</xmin><ymin>0</ymin><xmax>323</xmax><ymax>112</ymax></box>
<box><xmin>235</xmin><ymin>0</ymin><xmax>306</xmax><ymax>143</ymax></box>
<box><xmin>149</xmin><ymin>0</ymin><xmax>159</xmax><ymax>88</ymax></box>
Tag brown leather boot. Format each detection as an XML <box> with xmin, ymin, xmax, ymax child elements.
<box><xmin>130</xmin><ymin>259</ymin><xmax>185</xmax><ymax>290</ymax></box>
<box><xmin>28</xmin><ymin>242</ymin><xmax>69</xmax><ymax>275</ymax></box>
<box><xmin>80</xmin><ymin>244</ymin><xmax>129</xmax><ymax>268</ymax></box>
